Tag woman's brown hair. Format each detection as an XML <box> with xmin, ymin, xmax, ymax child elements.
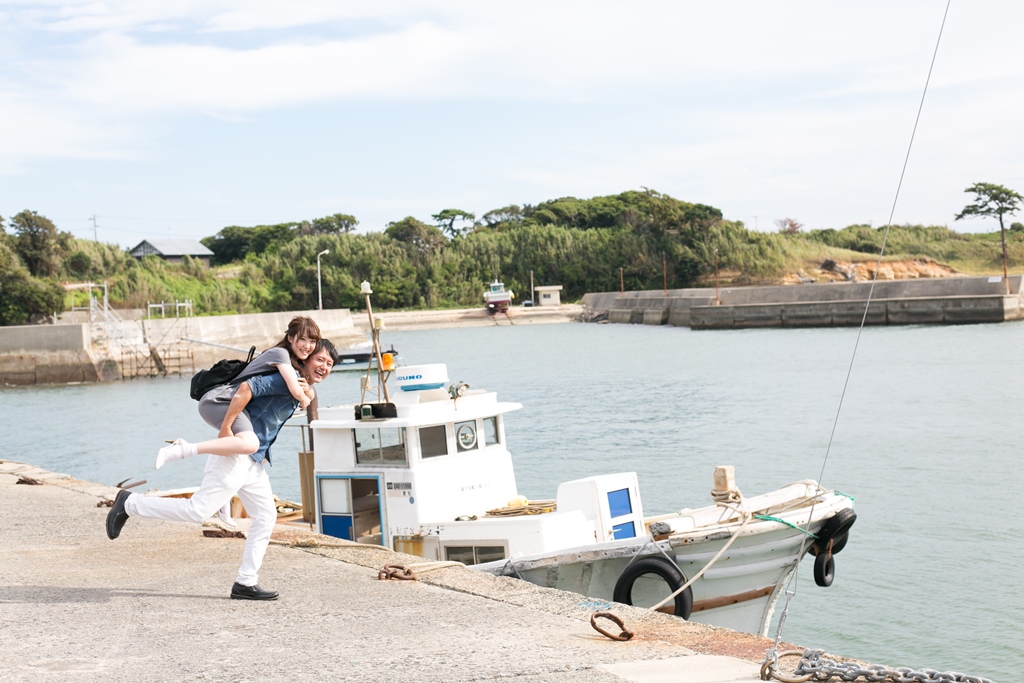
<box><xmin>275</xmin><ymin>316</ymin><xmax>321</xmax><ymax>378</ymax></box>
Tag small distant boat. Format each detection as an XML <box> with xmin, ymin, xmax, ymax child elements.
<box><xmin>332</xmin><ymin>344</ymin><xmax>399</xmax><ymax>372</ymax></box>
<box><xmin>484</xmin><ymin>280</ymin><xmax>514</xmax><ymax>313</ymax></box>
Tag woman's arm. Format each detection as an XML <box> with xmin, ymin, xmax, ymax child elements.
<box><xmin>275</xmin><ymin>363</ymin><xmax>311</xmax><ymax>409</ymax></box>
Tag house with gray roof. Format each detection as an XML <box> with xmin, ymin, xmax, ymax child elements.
<box><xmin>129</xmin><ymin>239</ymin><xmax>214</xmax><ymax>267</ymax></box>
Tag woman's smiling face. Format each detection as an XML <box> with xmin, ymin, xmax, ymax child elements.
<box><xmin>288</xmin><ymin>334</ymin><xmax>316</xmax><ymax>360</ymax></box>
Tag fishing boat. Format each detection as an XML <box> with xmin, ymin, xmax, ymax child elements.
<box><xmin>331</xmin><ymin>343</ymin><xmax>399</xmax><ymax>373</ymax></box>
<box><xmin>306</xmin><ymin>346</ymin><xmax>856</xmax><ymax>637</ymax></box>
<box><xmin>483</xmin><ymin>279</ymin><xmax>513</xmax><ymax>313</ymax></box>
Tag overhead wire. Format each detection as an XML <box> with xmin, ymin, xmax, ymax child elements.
<box><xmin>766</xmin><ymin>0</ymin><xmax>953</xmax><ymax>661</ymax></box>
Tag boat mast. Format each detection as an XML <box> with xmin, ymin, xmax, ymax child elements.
<box><xmin>360</xmin><ymin>281</ymin><xmax>391</xmax><ymax>404</ymax></box>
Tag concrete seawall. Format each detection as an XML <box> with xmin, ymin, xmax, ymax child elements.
<box><xmin>0</xmin><ymin>306</ymin><xmax>581</xmax><ymax>386</ymax></box>
<box><xmin>0</xmin><ymin>309</ymin><xmax>366</xmax><ymax>386</ymax></box>
<box><xmin>583</xmin><ymin>276</ymin><xmax>1024</xmax><ymax>329</ymax></box>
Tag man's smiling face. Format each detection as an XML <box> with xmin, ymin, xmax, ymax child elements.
<box><xmin>304</xmin><ymin>348</ymin><xmax>334</xmax><ymax>383</ymax></box>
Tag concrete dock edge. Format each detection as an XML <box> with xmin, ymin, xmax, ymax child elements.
<box><xmin>4</xmin><ymin>458</ymin><xmax>812</xmax><ymax>682</ymax></box>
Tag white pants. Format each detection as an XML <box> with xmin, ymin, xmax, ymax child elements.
<box><xmin>125</xmin><ymin>454</ymin><xmax>276</xmax><ymax>587</ymax></box>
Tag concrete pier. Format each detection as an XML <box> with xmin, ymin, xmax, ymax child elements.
<box><xmin>583</xmin><ymin>276</ymin><xmax>1024</xmax><ymax>329</ymax></box>
<box><xmin>1</xmin><ymin>458</ymin><xmax>800</xmax><ymax>682</ymax></box>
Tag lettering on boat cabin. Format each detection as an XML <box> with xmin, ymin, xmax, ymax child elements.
<box><xmin>386</xmin><ymin>482</ymin><xmax>412</xmax><ymax>497</ymax></box>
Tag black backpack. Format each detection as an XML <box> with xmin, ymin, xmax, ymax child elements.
<box><xmin>190</xmin><ymin>346</ymin><xmax>258</xmax><ymax>401</ymax></box>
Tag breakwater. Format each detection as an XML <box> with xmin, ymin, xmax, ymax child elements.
<box><xmin>0</xmin><ymin>305</ymin><xmax>581</xmax><ymax>386</ymax></box>
<box><xmin>0</xmin><ymin>309</ymin><xmax>365</xmax><ymax>386</ymax></box>
<box><xmin>583</xmin><ymin>275</ymin><xmax>1024</xmax><ymax>329</ymax></box>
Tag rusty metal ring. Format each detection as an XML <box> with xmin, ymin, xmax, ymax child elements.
<box><xmin>760</xmin><ymin>651</ymin><xmax>812</xmax><ymax>683</ymax></box>
<box><xmin>590</xmin><ymin>612</ymin><xmax>634</xmax><ymax>641</ymax></box>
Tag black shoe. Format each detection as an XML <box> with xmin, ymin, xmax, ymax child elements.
<box><xmin>105</xmin><ymin>489</ymin><xmax>131</xmax><ymax>540</ymax></box>
<box><xmin>230</xmin><ymin>583</ymin><xmax>279</xmax><ymax>601</ymax></box>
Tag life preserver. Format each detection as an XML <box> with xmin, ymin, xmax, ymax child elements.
<box><xmin>813</xmin><ymin>552</ymin><xmax>835</xmax><ymax>587</ymax></box>
<box><xmin>612</xmin><ymin>556</ymin><xmax>693</xmax><ymax>620</ymax></box>
<box><xmin>810</xmin><ymin>508</ymin><xmax>856</xmax><ymax>557</ymax></box>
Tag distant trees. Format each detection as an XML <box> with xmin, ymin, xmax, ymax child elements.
<box><xmin>201</xmin><ymin>212</ymin><xmax>358</xmax><ymax>265</ymax></box>
<box><xmin>955</xmin><ymin>182</ymin><xmax>1023</xmax><ymax>231</ymax></box>
<box><xmin>10</xmin><ymin>210</ymin><xmax>66</xmax><ymax>278</ymax></box>
<box><xmin>0</xmin><ymin>212</ymin><xmax>66</xmax><ymax>324</ymax></box>
<box><xmin>298</xmin><ymin>213</ymin><xmax>358</xmax><ymax>236</ymax></box>
<box><xmin>385</xmin><ymin>216</ymin><xmax>445</xmax><ymax>252</ymax></box>
<box><xmin>481</xmin><ymin>205</ymin><xmax>523</xmax><ymax>229</ymax></box>
<box><xmin>431</xmin><ymin>209</ymin><xmax>475</xmax><ymax>238</ymax></box>
<box><xmin>955</xmin><ymin>182</ymin><xmax>1023</xmax><ymax>288</ymax></box>
<box><xmin>22</xmin><ymin>188</ymin><xmax>1024</xmax><ymax>324</ymax></box>
<box><xmin>776</xmin><ymin>217</ymin><xmax>803</xmax><ymax>234</ymax></box>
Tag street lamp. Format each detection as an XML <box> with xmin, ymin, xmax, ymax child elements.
<box><xmin>316</xmin><ymin>249</ymin><xmax>330</xmax><ymax>310</ymax></box>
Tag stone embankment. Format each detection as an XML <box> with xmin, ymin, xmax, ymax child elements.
<box><xmin>0</xmin><ymin>305</ymin><xmax>581</xmax><ymax>387</ymax></box>
<box><xmin>584</xmin><ymin>275</ymin><xmax>1024</xmax><ymax>329</ymax></box>
<box><xmin>0</xmin><ymin>309</ymin><xmax>365</xmax><ymax>387</ymax></box>
<box><xmin>2</xmin><ymin>458</ymin><xmax>798</xmax><ymax>683</ymax></box>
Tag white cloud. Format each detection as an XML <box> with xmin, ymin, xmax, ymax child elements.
<box><xmin>2</xmin><ymin>0</ymin><xmax>1024</xmax><ymax>234</ymax></box>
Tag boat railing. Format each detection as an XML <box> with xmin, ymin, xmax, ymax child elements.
<box><xmin>283</xmin><ymin>422</ymin><xmax>311</xmax><ymax>453</ymax></box>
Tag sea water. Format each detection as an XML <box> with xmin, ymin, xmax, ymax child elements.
<box><xmin>3</xmin><ymin>321</ymin><xmax>1022</xmax><ymax>681</ymax></box>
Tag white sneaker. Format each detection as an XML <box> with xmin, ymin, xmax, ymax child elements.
<box><xmin>155</xmin><ymin>439</ymin><xmax>187</xmax><ymax>470</ymax></box>
<box><xmin>218</xmin><ymin>502</ymin><xmax>238</xmax><ymax>529</ymax></box>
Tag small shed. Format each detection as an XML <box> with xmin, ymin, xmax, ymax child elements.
<box><xmin>130</xmin><ymin>239</ymin><xmax>214</xmax><ymax>267</ymax></box>
<box><xmin>534</xmin><ymin>285</ymin><xmax>563</xmax><ymax>306</ymax></box>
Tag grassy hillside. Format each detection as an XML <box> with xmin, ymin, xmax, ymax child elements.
<box><xmin>3</xmin><ymin>194</ymin><xmax>1023</xmax><ymax>323</ymax></box>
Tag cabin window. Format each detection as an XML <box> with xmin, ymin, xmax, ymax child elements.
<box><xmin>419</xmin><ymin>425</ymin><xmax>449</xmax><ymax>459</ymax></box>
<box><xmin>607</xmin><ymin>488</ymin><xmax>632</xmax><ymax>518</ymax></box>
<box><xmin>354</xmin><ymin>428</ymin><xmax>407</xmax><ymax>465</ymax></box>
<box><xmin>483</xmin><ymin>417</ymin><xmax>499</xmax><ymax>446</ymax></box>
<box><xmin>444</xmin><ymin>544</ymin><xmax>506</xmax><ymax>564</ymax></box>
<box><xmin>455</xmin><ymin>421</ymin><xmax>478</xmax><ymax>452</ymax></box>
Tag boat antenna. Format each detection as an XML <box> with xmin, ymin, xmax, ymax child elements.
<box><xmin>767</xmin><ymin>0</ymin><xmax>952</xmax><ymax>663</ymax></box>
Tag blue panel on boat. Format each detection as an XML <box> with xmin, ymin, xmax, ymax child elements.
<box><xmin>322</xmin><ymin>514</ymin><xmax>353</xmax><ymax>540</ymax></box>
<box><xmin>607</xmin><ymin>488</ymin><xmax>632</xmax><ymax>518</ymax></box>
<box><xmin>612</xmin><ymin>521</ymin><xmax>636</xmax><ymax>540</ymax></box>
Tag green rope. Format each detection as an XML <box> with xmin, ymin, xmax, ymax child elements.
<box><xmin>754</xmin><ymin>514</ymin><xmax>818</xmax><ymax>538</ymax></box>
<box><xmin>832</xmin><ymin>490</ymin><xmax>855</xmax><ymax>504</ymax></box>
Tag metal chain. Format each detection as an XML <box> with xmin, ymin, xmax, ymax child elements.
<box><xmin>766</xmin><ymin>649</ymin><xmax>995</xmax><ymax>683</ymax></box>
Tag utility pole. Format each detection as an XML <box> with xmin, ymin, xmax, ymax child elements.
<box><xmin>530</xmin><ymin>270</ymin><xmax>535</xmax><ymax>304</ymax></box>
<box><xmin>90</xmin><ymin>215</ymin><xmax>98</xmax><ymax>241</ymax></box>
<box><xmin>662</xmin><ymin>253</ymin><xmax>667</xmax><ymax>296</ymax></box>
<box><xmin>715</xmin><ymin>247</ymin><xmax>721</xmax><ymax>305</ymax></box>
<box><xmin>619</xmin><ymin>267</ymin><xmax>624</xmax><ymax>294</ymax></box>
<box><xmin>316</xmin><ymin>249</ymin><xmax>330</xmax><ymax>311</ymax></box>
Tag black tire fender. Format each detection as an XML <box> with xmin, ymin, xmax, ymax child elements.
<box><xmin>813</xmin><ymin>552</ymin><xmax>835</xmax><ymax>587</ymax></box>
<box><xmin>612</xmin><ymin>556</ymin><xmax>693</xmax><ymax>620</ymax></box>
<box><xmin>810</xmin><ymin>508</ymin><xmax>857</xmax><ymax>556</ymax></box>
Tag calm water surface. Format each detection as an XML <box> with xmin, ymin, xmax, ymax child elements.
<box><xmin>4</xmin><ymin>321</ymin><xmax>1022</xmax><ymax>681</ymax></box>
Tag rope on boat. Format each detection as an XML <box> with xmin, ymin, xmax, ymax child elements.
<box><xmin>647</xmin><ymin>507</ymin><xmax>753</xmax><ymax>613</ymax></box>
<box><xmin>753</xmin><ymin>514</ymin><xmax>818</xmax><ymax>537</ymax></box>
<box><xmin>377</xmin><ymin>561</ymin><xmax>465</xmax><ymax>581</ymax></box>
<box><xmin>485</xmin><ymin>500</ymin><xmax>556</xmax><ymax>517</ymax></box>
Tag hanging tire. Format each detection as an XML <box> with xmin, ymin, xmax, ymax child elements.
<box><xmin>810</xmin><ymin>508</ymin><xmax>857</xmax><ymax>556</ymax></box>
<box><xmin>813</xmin><ymin>552</ymin><xmax>835</xmax><ymax>587</ymax></box>
<box><xmin>612</xmin><ymin>556</ymin><xmax>693</xmax><ymax>620</ymax></box>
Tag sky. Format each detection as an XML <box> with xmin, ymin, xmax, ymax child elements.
<box><xmin>2</xmin><ymin>1</ymin><xmax>1023</xmax><ymax>247</ymax></box>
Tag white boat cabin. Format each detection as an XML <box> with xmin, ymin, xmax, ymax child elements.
<box><xmin>309</xmin><ymin>364</ymin><xmax>645</xmax><ymax>564</ymax></box>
